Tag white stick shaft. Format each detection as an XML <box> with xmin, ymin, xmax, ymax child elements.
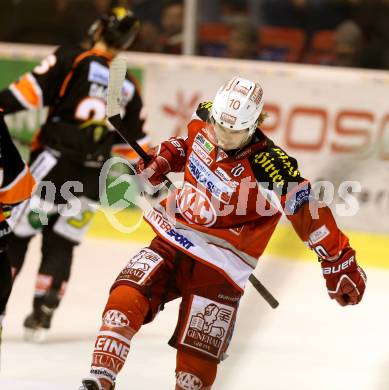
<box><xmin>107</xmin><ymin>56</ymin><xmax>128</xmax><ymax>118</ymax></box>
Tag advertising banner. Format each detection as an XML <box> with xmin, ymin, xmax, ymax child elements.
<box><xmin>0</xmin><ymin>44</ymin><xmax>388</xmax><ymax>232</ymax></box>
<box><xmin>138</xmin><ymin>55</ymin><xmax>389</xmax><ymax>233</ymax></box>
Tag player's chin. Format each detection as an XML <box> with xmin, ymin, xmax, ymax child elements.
<box><xmin>218</xmin><ymin>142</ymin><xmax>238</xmax><ymax>151</ymax></box>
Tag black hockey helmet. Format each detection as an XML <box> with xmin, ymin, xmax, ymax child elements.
<box><xmin>88</xmin><ymin>7</ymin><xmax>140</xmax><ymax>50</ymax></box>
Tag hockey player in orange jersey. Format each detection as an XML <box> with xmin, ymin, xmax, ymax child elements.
<box><xmin>0</xmin><ymin>109</ymin><xmax>35</xmax><ymax>358</ymax></box>
<box><xmin>79</xmin><ymin>77</ymin><xmax>366</xmax><ymax>390</ymax></box>
<box><xmin>0</xmin><ymin>6</ymin><xmax>149</xmax><ymax>342</ymax></box>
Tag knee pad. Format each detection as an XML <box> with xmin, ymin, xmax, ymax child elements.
<box><xmin>39</xmin><ymin>230</ymin><xmax>76</xmax><ymax>293</ymax></box>
<box><xmin>103</xmin><ymin>285</ymin><xmax>150</xmax><ymax>334</ymax></box>
<box><xmin>176</xmin><ymin>350</ymin><xmax>217</xmax><ymax>390</ymax></box>
<box><xmin>42</xmin><ymin>229</ymin><xmax>76</xmax><ymax>263</ymax></box>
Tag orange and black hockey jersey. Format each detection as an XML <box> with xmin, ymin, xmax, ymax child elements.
<box><xmin>0</xmin><ymin>45</ymin><xmax>149</xmax><ymax>164</ymax></box>
<box><xmin>0</xmin><ymin>110</ymin><xmax>35</xmax><ymax>223</ymax></box>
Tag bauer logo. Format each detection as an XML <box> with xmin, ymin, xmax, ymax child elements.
<box><xmin>116</xmin><ymin>249</ymin><xmax>164</xmax><ymax>285</ymax></box>
<box><xmin>322</xmin><ymin>256</ymin><xmax>355</xmax><ymax>275</ymax></box>
<box><xmin>180</xmin><ymin>295</ymin><xmax>235</xmax><ymax>360</ymax></box>
<box><xmin>103</xmin><ymin>310</ymin><xmax>130</xmax><ymax>327</ymax></box>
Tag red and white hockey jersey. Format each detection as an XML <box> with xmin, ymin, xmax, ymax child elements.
<box><xmin>144</xmin><ymin>102</ymin><xmax>349</xmax><ymax>291</ymax></box>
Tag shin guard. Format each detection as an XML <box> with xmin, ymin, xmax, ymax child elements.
<box><xmin>90</xmin><ymin>285</ymin><xmax>149</xmax><ymax>390</ymax></box>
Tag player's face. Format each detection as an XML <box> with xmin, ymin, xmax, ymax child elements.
<box><xmin>207</xmin><ymin>117</ymin><xmax>251</xmax><ymax>151</ymax></box>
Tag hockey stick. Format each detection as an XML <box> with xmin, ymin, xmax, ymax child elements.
<box><xmin>107</xmin><ymin>57</ymin><xmax>279</xmax><ymax>309</ymax></box>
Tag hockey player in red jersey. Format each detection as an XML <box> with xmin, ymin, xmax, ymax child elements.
<box><xmin>79</xmin><ymin>76</ymin><xmax>366</xmax><ymax>390</ymax></box>
<box><xmin>0</xmin><ymin>7</ymin><xmax>149</xmax><ymax>341</ymax></box>
<box><xmin>0</xmin><ymin>109</ymin><xmax>35</xmax><ymax>357</ymax></box>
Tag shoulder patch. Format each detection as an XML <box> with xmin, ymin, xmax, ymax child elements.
<box><xmin>248</xmin><ymin>139</ymin><xmax>303</xmax><ymax>195</ymax></box>
<box><xmin>196</xmin><ymin>101</ymin><xmax>212</xmax><ymax>122</ymax></box>
<box><xmin>88</xmin><ymin>61</ymin><xmax>109</xmax><ymax>86</ymax></box>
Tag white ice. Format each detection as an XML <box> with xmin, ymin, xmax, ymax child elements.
<box><xmin>1</xmin><ymin>236</ymin><xmax>388</xmax><ymax>390</ymax></box>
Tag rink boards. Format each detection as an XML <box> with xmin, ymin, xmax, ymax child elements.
<box><xmin>88</xmin><ymin>208</ymin><xmax>389</xmax><ymax>270</ymax></box>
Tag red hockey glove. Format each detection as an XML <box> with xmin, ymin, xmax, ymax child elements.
<box><xmin>321</xmin><ymin>248</ymin><xmax>366</xmax><ymax>306</ymax></box>
<box><xmin>135</xmin><ymin>138</ymin><xmax>187</xmax><ymax>186</ymax></box>
<box><xmin>136</xmin><ymin>147</ymin><xmax>170</xmax><ymax>186</ymax></box>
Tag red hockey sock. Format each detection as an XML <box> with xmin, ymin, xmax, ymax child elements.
<box><xmin>89</xmin><ymin>285</ymin><xmax>150</xmax><ymax>389</ymax></box>
<box><xmin>175</xmin><ymin>350</ymin><xmax>217</xmax><ymax>389</ymax></box>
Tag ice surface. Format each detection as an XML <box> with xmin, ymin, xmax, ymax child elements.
<box><xmin>1</xmin><ymin>236</ymin><xmax>388</xmax><ymax>390</ymax></box>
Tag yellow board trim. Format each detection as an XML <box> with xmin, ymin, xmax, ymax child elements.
<box><xmin>88</xmin><ymin>209</ymin><xmax>388</xmax><ymax>269</ymax></box>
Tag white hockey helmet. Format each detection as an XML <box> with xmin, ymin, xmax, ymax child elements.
<box><xmin>209</xmin><ymin>76</ymin><xmax>264</xmax><ymax>150</ymax></box>
<box><xmin>208</xmin><ymin>76</ymin><xmax>263</xmax><ymax>150</ymax></box>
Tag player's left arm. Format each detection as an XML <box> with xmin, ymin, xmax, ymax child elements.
<box><xmin>249</xmin><ymin>140</ymin><xmax>366</xmax><ymax>306</ymax></box>
<box><xmin>287</xmin><ymin>189</ymin><xmax>366</xmax><ymax>306</ymax></box>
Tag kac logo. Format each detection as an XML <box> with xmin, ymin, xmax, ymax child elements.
<box><xmin>177</xmin><ymin>183</ymin><xmax>217</xmax><ymax>227</ymax></box>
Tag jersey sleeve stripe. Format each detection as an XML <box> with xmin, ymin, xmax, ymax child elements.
<box><xmin>0</xmin><ymin>165</ymin><xmax>35</xmax><ymax>205</ymax></box>
<box><xmin>9</xmin><ymin>73</ymin><xmax>43</xmax><ymax>109</ymax></box>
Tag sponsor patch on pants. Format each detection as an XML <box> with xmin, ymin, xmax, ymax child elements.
<box><xmin>115</xmin><ymin>248</ymin><xmax>164</xmax><ymax>285</ymax></box>
<box><xmin>180</xmin><ymin>295</ymin><xmax>235</xmax><ymax>360</ymax></box>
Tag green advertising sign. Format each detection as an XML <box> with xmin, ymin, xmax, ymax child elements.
<box><xmin>0</xmin><ymin>58</ymin><xmax>42</xmax><ymax>144</ymax></box>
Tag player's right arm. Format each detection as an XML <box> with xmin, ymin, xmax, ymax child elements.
<box><xmin>0</xmin><ymin>46</ymin><xmax>76</xmax><ymax>114</ymax></box>
<box><xmin>135</xmin><ymin>137</ymin><xmax>188</xmax><ymax>185</ymax></box>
